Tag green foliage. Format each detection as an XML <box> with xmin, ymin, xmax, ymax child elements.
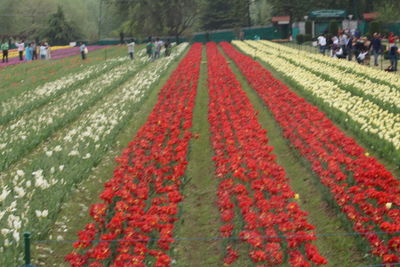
<box><xmin>296</xmin><ymin>34</ymin><xmax>305</xmax><ymax>44</ymax></box>
<box><xmin>40</xmin><ymin>6</ymin><xmax>81</xmax><ymax>45</ymax></box>
<box><xmin>369</xmin><ymin>21</ymin><xmax>383</xmax><ymax>34</ymax></box>
<box><xmin>113</xmin><ymin>0</ymin><xmax>199</xmax><ymax>40</ymax></box>
<box><xmin>305</xmin><ymin>21</ymin><xmax>312</xmax><ymax>35</ymax></box>
<box><xmin>375</xmin><ymin>1</ymin><xmax>400</xmax><ymax>24</ymax></box>
<box><xmin>202</xmin><ymin>0</ymin><xmax>250</xmax><ymax>30</ymax></box>
<box><xmin>329</xmin><ymin>20</ymin><xmax>339</xmax><ymax>36</ymax></box>
<box><xmin>250</xmin><ymin>0</ymin><xmax>272</xmax><ymax>25</ymax></box>
<box><xmin>267</xmin><ymin>0</ymin><xmax>376</xmax><ymax>21</ymax></box>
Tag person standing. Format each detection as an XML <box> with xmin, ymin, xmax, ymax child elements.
<box><xmin>1</xmin><ymin>40</ymin><xmax>9</xmax><ymax>63</ymax></box>
<box><xmin>80</xmin><ymin>42</ymin><xmax>87</xmax><ymax>60</ymax></box>
<box><xmin>25</xmin><ymin>43</ymin><xmax>33</xmax><ymax>61</ymax></box>
<box><xmin>15</xmin><ymin>40</ymin><xmax>25</xmax><ymax>61</ymax></box>
<box><xmin>164</xmin><ymin>39</ymin><xmax>171</xmax><ymax>57</ymax></box>
<box><xmin>388</xmin><ymin>32</ymin><xmax>397</xmax><ymax>48</ymax></box>
<box><xmin>146</xmin><ymin>39</ymin><xmax>154</xmax><ymax>59</ymax></box>
<box><xmin>346</xmin><ymin>34</ymin><xmax>354</xmax><ymax>61</ymax></box>
<box><xmin>31</xmin><ymin>42</ymin><xmax>37</xmax><ymax>60</ymax></box>
<box><xmin>40</xmin><ymin>43</ymin><xmax>48</xmax><ymax>60</ymax></box>
<box><xmin>387</xmin><ymin>44</ymin><xmax>398</xmax><ymax>71</ymax></box>
<box><xmin>339</xmin><ymin>31</ymin><xmax>348</xmax><ymax>57</ymax></box>
<box><xmin>155</xmin><ymin>38</ymin><xmax>163</xmax><ymax>59</ymax></box>
<box><xmin>317</xmin><ymin>33</ymin><xmax>327</xmax><ymax>55</ymax></box>
<box><xmin>127</xmin><ymin>39</ymin><xmax>135</xmax><ymax>60</ymax></box>
<box><xmin>45</xmin><ymin>42</ymin><xmax>51</xmax><ymax>59</ymax></box>
<box><xmin>369</xmin><ymin>33</ymin><xmax>382</xmax><ymax>66</ymax></box>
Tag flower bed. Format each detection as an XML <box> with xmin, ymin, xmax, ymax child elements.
<box><xmin>207</xmin><ymin>42</ymin><xmax>326</xmax><ymax>266</ymax></box>
<box><xmin>234</xmin><ymin>41</ymin><xmax>400</xmax><ymax>165</ymax></box>
<box><xmin>0</xmin><ymin>49</ymin><xmax>150</xmax><ymax>172</ymax></box>
<box><xmin>222</xmin><ymin>41</ymin><xmax>400</xmax><ymax>264</ymax></box>
<box><xmin>0</xmin><ymin>43</ymin><xmax>189</xmax><ymax>267</ymax></box>
<box><xmin>65</xmin><ymin>43</ymin><xmax>202</xmax><ymax>266</ymax></box>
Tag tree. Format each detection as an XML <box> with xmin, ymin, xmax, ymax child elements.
<box><xmin>250</xmin><ymin>0</ymin><xmax>272</xmax><ymax>26</ymax></box>
<box><xmin>113</xmin><ymin>0</ymin><xmax>199</xmax><ymax>41</ymax></box>
<box><xmin>41</xmin><ymin>6</ymin><xmax>81</xmax><ymax>45</ymax></box>
<box><xmin>202</xmin><ymin>0</ymin><xmax>250</xmax><ymax>30</ymax></box>
<box><xmin>375</xmin><ymin>1</ymin><xmax>400</xmax><ymax>24</ymax></box>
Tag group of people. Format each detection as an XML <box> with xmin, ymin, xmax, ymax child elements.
<box><xmin>317</xmin><ymin>31</ymin><xmax>399</xmax><ymax>72</ymax></box>
<box><xmin>1</xmin><ymin>39</ymin><xmax>52</xmax><ymax>63</ymax></box>
<box><xmin>145</xmin><ymin>38</ymin><xmax>172</xmax><ymax>60</ymax></box>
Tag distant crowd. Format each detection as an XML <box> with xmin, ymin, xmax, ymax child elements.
<box><xmin>1</xmin><ymin>39</ymin><xmax>53</xmax><ymax>63</ymax></box>
<box><xmin>317</xmin><ymin>30</ymin><xmax>399</xmax><ymax>72</ymax></box>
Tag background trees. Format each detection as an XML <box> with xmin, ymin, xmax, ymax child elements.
<box><xmin>0</xmin><ymin>0</ymin><xmax>398</xmax><ymax>43</ymax></box>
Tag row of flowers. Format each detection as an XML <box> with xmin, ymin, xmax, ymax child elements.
<box><xmin>234</xmin><ymin>41</ymin><xmax>400</xmax><ymax>165</ymax></box>
<box><xmin>0</xmin><ymin>50</ymin><xmax>138</xmax><ymax>125</ymax></box>
<box><xmin>257</xmin><ymin>40</ymin><xmax>400</xmax><ymax>114</ymax></box>
<box><xmin>65</xmin><ymin>43</ymin><xmax>202</xmax><ymax>266</ymax></box>
<box><xmin>280</xmin><ymin>41</ymin><xmax>400</xmax><ymax>90</ymax></box>
<box><xmin>0</xmin><ymin>49</ymin><xmax>151</xmax><ymax>172</ymax></box>
<box><xmin>0</xmin><ymin>43</ymin><xmax>189</xmax><ymax>267</ymax></box>
<box><xmin>207</xmin><ymin>42</ymin><xmax>327</xmax><ymax>266</ymax></box>
<box><xmin>221</xmin><ymin>41</ymin><xmax>400</xmax><ymax>264</ymax></box>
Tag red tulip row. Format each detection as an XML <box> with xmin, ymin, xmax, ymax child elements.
<box><xmin>65</xmin><ymin>43</ymin><xmax>202</xmax><ymax>267</ymax></box>
<box><xmin>206</xmin><ymin>42</ymin><xmax>327</xmax><ymax>266</ymax></box>
<box><xmin>221</xmin><ymin>41</ymin><xmax>400</xmax><ymax>264</ymax></box>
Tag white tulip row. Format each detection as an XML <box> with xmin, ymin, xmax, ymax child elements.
<box><xmin>0</xmin><ymin>54</ymin><xmax>132</xmax><ymax>125</ymax></box>
<box><xmin>0</xmin><ymin>43</ymin><xmax>187</xmax><ymax>265</ymax></box>
<box><xmin>255</xmin><ymin>40</ymin><xmax>400</xmax><ymax>112</ymax></box>
<box><xmin>0</xmin><ymin>50</ymin><xmax>150</xmax><ymax>172</ymax></box>
<box><xmin>269</xmin><ymin>40</ymin><xmax>400</xmax><ymax>89</ymax></box>
<box><xmin>234</xmin><ymin>41</ymin><xmax>400</xmax><ymax>153</ymax></box>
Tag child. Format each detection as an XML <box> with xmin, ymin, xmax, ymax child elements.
<box><xmin>386</xmin><ymin>45</ymin><xmax>398</xmax><ymax>72</ymax></box>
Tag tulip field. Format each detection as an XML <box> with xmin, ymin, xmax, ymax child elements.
<box><xmin>0</xmin><ymin>41</ymin><xmax>399</xmax><ymax>267</ymax></box>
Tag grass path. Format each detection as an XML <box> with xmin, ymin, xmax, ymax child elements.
<box><xmin>220</xmin><ymin>45</ymin><xmax>370</xmax><ymax>266</ymax></box>
<box><xmin>32</xmin><ymin>49</ymin><xmax>190</xmax><ymax>266</ymax></box>
<box><xmin>173</xmin><ymin>47</ymin><xmax>223</xmax><ymax>266</ymax></box>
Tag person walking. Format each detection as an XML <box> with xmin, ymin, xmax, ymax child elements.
<box><xmin>80</xmin><ymin>42</ymin><xmax>87</xmax><ymax>60</ymax></box>
<box><xmin>317</xmin><ymin>33</ymin><xmax>327</xmax><ymax>55</ymax></box>
<box><xmin>15</xmin><ymin>40</ymin><xmax>25</xmax><ymax>61</ymax></box>
<box><xmin>127</xmin><ymin>39</ymin><xmax>135</xmax><ymax>60</ymax></box>
<box><xmin>1</xmin><ymin>40</ymin><xmax>9</xmax><ymax>63</ymax></box>
<box><xmin>369</xmin><ymin>33</ymin><xmax>382</xmax><ymax>66</ymax></box>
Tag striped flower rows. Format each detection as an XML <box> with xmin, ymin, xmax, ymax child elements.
<box><xmin>0</xmin><ymin>50</ymin><xmax>149</xmax><ymax>172</ymax></box>
<box><xmin>0</xmin><ymin>51</ymin><xmax>138</xmax><ymax>125</ymax></box>
<box><xmin>65</xmin><ymin>43</ymin><xmax>202</xmax><ymax>266</ymax></box>
<box><xmin>207</xmin><ymin>42</ymin><xmax>326</xmax><ymax>266</ymax></box>
<box><xmin>235</xmin><ymin>41</ymin><xmax>400</xmax><ymax>163</ymax></box>
<box><xmin>257</xmin><ymin>40</ymin><xmax>400</xmax><ymax>113</ymax></box>
<box><xmin>222</xmin><ymin>41</ymin><xmax>400</xmax><ymax>264</ymax></box>
<box><xmin>0</xmin><ymin>43</ymin><xmax>188</xmax><ymax>267</ymax></box>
